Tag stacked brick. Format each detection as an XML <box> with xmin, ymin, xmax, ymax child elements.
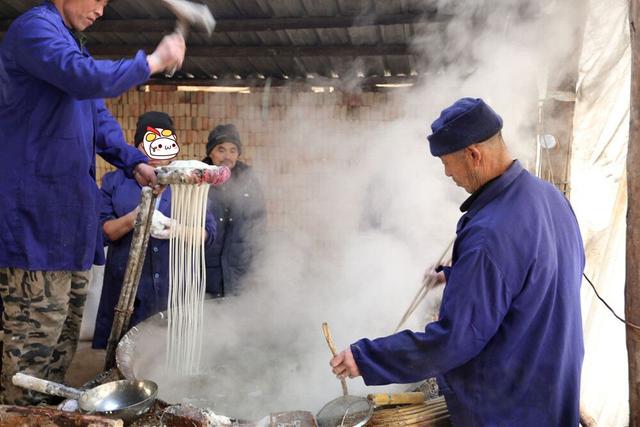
<box><xmin>101</xmin><ymin>87</ymin><xmax>411</xmax><ymax>231</ymax></box>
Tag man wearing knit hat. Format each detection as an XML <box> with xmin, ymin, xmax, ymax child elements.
<box><xmin>202</xmin><ymin>124</ymin><xmax>266</xmax><ymax>298</ymax></box>
<box><xmin>330</xmin><ymin>98</ymin><xmax>585</xmax><ymax>426</ymax></box>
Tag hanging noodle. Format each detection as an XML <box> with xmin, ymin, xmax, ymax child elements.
<box><xmin>165</xmin><ymin>167</ymin><xmax>212</xmax><ymax>375</ymax></box>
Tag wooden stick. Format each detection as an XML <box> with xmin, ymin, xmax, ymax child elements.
<box><xmin>393</xmin><ymin>402</ymin><xmax>446</xmax><ymax>415</ymax></box>
<box><xmin>105</xmin><ymin>187</ymin><xmax>157</xmax><ymax>370</ymax></box>
<box><xmin>322</xmin><ymin>322</ymin><xmax>348</xmax><ymax>396</ymax></box>
<box><xmin>394</xmin><ymin>241</ymin><xmax>453</xmax><ymax>332</ymax></box>
<box><xmin>628</xmin><ymin>1</ymin><xmax>640</xmax><ymax>423</ymax></box>
<box><xmin>156</xmin><ymin>165</ymin><xmax>230</xmax><ymax>186</ymax></box>
<box><xmin>368</xmin><ymin>406</ymin><xmax>450</xmax><ymax>426</ymax></box>
<box><xmin>368</xmin><ymin>392</ymin><xmax>425</xmax><ymax>407</ymax></box>
<box><xmin>372</xmin><ymin>400</ymin><xmax>447</xmax><ymax>417</ymax></box>
<box><xmin>374</xmin><ymin>406</ymin><xmax>448</xmax><ymax>420</ymax></box>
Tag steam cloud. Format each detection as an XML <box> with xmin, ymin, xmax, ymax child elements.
<box><xmin>128</xmin><ymin>0</ymin><xmax>585</xmax><ymax>420</ymax></box>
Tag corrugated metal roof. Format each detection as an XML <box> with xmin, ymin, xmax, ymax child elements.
<box><xmin>1</xmin><ymin>0</ymin><xmax>445</xmax><ymax>88</ymax></box>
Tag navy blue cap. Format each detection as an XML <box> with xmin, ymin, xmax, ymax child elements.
<box><xmin>427</xmin><ymin>98</ymin><xmax>503</xmax><ymax>157</ymax></box>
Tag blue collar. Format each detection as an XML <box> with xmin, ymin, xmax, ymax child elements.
<box><xmin>459</xmin><ymin>159</ymin><xmax>525</xmax><ymax>219</ymax></box>
<box><xmin>44</xmin><ymin>1</ymin><xmax>63</xmax><ymax>22</ymax></box>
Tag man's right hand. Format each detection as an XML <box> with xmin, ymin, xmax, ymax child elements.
<box><xmin>330</xmin><ymin>347</ymin><xmax>361</xmax><ymax>379</ymax></box>
<box><xmin>133</xmin><ymin>163</ymin><xmax>164</xmax><ymax>195</ymax></box>
<box><xmin>147</xmin><ymin>33</ymin><xmax>186</xmax><ymax>75</ymax></box>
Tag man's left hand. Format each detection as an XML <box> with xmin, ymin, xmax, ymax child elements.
<box><xmin>134</xmin><ymin>163</ymin><xmax>163</xmax><ymax>194</ymax></box>
<box><xmin>330</xmin><ymin>347</ymin><xmax>361</xmax><ymax>379</ymax></box>
<box><xmin>422</xmin><ymin>268</ymin><xmax>446</xmax><ymax>288</ymax></box>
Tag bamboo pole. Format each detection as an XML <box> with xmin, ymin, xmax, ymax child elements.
<box><xmin>322</xmin><ymin>322</ymin><xmax>349</xmax><ymax>396</ymax></box>
<box><xmin>394</xmin><ymin>241</ymin><xmax>453</xmax><ymax>332</ymax></box>
<box><xmin>367</xmin><ymin>392</ymin><xmax>425</xmax><ymax>407</ymax></box>
<box><xmin>104</xmin><ymin>187</ymin><xmax>157</xmax><ymax>370</ymax></box>
<box><xmin>629</xmin><ymin>1</ymin><xmax>640</xmax><ymax>424</ymax></box>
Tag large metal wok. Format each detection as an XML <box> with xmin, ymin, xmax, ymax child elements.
<box><xmin>12</xmin><ymin>373</ymin><xmax>157</xmax><ymax>422</ymax></box>
<box><xmin>115</xmin><ymin>299</ymin><xmax>405</xmax><ymax>421</ymax></box>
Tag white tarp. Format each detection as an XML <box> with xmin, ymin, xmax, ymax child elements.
<box><xmin>79</xmin><ymin>256</ymin><xmax>106</xmax><ymax>342</ymax></box>
<box><xmin>571</xmin><ymin>0</ymin><xmax>630</xmax><ymax>424</ymax></box>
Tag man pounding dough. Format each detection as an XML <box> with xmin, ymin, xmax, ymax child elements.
<box><xmin>0</xmin><ymin>0</ymin><xmax>186</xmax><ymax>404</ymax></box>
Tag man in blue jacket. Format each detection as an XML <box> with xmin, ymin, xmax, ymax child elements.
<box><xmin>330</xmin><ymin>98</ymin><xmax>585</xmax><ymax>426</ymax></box>
<box><xmin>0</xmin><ymin>0</ymin><xmax>186</xmax><ymax>404</ymax></box>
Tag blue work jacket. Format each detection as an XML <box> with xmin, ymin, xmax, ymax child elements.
<box><xmin>92</xmin><ymin>170</ymin><xmax>216</xmax><ymax>349</ymax></box>
<box><xmin>0</xmin><ymin>2</ymin><xmax>150</xmax><ymax>271</ymax></box>
<box><xmin>351</xmin><ymin>161</ymin><xmax>585</xmax><ymax>426</ymax></box>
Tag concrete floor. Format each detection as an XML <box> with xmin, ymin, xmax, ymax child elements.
<box><xmin>65</xmin><ymin>341</ymin><xmax>106</xmax><ymax>387</ymax></box>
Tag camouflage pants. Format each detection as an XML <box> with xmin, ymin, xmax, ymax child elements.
<box><xmin>0</xmin><ymin>268</ymin><xmax>90</xmax><ymax>405</ymax></box>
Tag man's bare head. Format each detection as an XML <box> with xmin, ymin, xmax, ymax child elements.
<box><xmin>53</xmin><ymin>0</ymin><xmax>109</xmax><ymax>31</ymax></box>
<box><xmin>439</xmin><ymin>132</ymin><xmax>512</xmax><ymax>193</ymax></box>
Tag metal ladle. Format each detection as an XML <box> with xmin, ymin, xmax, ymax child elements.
<box><xmin>316</xmin><ymin>323</ymin><xmax>374</xmax><ymax>427</ymax></box>
<box><xmin>12</xmin><ymin>373</ymin><xmax>158</xmax><ymax>423</ymax></box>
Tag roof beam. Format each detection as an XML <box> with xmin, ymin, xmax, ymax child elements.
<box><xmin>0</xmin><ymin>12</ymin><xmax>450</xmax><ymax>33</ymax></box>
<box><xmin>143</xmin><ymin>75</ymin><xmax>418</xmax><ymax>87</ymax></box>
<box><xmin>90</xmin><ymin>44</ymin><xmax>411</xmax><ymax>57</ymax></box>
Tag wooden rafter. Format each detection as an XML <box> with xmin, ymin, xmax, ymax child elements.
<box><xmin>141</xmin><ymin>74</ymin><xmax>418</xmax><ymax>88</ymax></box>
<box><xmin>90</xmin><ymin>44</ymin><xmax>411</xmax><ymax>57</ymax></box>
<box><xmin>0</xmin><ymin>12</ymin><xmax>451</xmax><ymax>34</ymax></box>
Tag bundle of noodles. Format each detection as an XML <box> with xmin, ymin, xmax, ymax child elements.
<box><xmin>159</xmin><ymin>161</ymin><xmax>229</xmax><ymax>375</ymax></box>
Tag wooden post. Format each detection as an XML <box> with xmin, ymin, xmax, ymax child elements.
<box><xmin>104</xmin><ymin>187</ymin><xmax>157</xmax><ymax>370</ymax></box>
<box><xmin>628</xmin><ymin>1</ymin><xmax>640</xmax><ymax>424</ymax></box>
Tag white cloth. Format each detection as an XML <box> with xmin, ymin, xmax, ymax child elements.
<box><xmin>571</xmin><ymin>0</ymin><xmax>630</xmax><ymax>423</ymax></box>
<box><xmin>79</xmin><ymin>249</ymin><xmax>106</xmax><ymax>341</ymax></box>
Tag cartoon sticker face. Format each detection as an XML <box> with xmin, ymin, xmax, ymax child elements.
<box><xmin>142</xmin><ymin>127</ymin><xmax>180</xmax><ymax>160</ymax></box>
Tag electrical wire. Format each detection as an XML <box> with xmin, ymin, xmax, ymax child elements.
<box><xmin>583</xmin><ymin>273</ymin><xmax>640</xmax><ymax>331</ymax></box>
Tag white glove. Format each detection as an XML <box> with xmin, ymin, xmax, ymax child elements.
<box><xmin>150</xmin><ymin>210</ymin><xmax>174</xmax><ymax>239</ymax></box>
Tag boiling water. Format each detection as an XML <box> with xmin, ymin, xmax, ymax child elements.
<box><xmin>120</xmin><ymin>299</ymin><xmax>406</xmax><ymax>421</ymax></box>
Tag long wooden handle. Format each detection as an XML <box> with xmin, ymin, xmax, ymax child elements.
<box><xmin>394</xmin><ymin>240</ymin><xmax>453</xmax><ymax>332</ymax></box>
<box><xmin>367</xmin><ymin>392</ymin><xmax>426</xmax><ymax>407</ymax></box>
<box><xmin>105</xmin><ymin>186</ymin><xmax>157</xmax><ymax>370</ymax></box>
<box><xmin>12</xmin><ymin>373</ymin><xmax>82</xmax><ymax>400</ymax></box>
<box><xmin>322</xmin><ymin>322</ymin><xmax>348</xmax><ymax>396</ymax></box>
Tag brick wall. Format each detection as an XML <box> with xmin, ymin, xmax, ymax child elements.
<box><xmin>101</xmin><ymin>87</ymin><xmax>413</xmax><ymax>231</ymax></box>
